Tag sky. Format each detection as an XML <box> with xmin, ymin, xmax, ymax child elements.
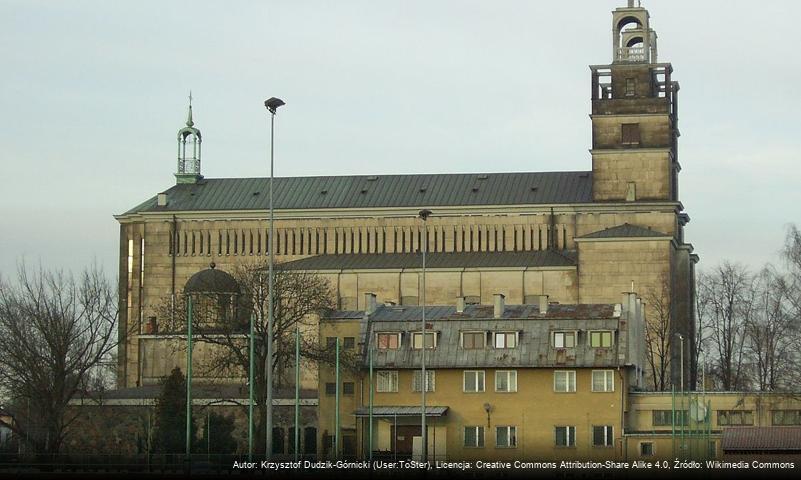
<box><xmin>1</xmin><ymin>0</ymin><xmax>799</xmax><ymax>280</ymax></box>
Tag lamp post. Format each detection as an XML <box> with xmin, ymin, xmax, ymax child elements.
<box><xmin>418</xmin><ymin>208</ymin><xmax>431</xmax><ymax>461</ymax></box>
<box><xmin>264</xmin><ymin>96</ymin><xmax>285</xmax><ymax>459</ymax></box>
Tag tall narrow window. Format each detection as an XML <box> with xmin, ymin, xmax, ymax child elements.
<box><xmin>625</xmin><ymin>77</ymin><xmax>636</xmax><ymax>96</ymax></box>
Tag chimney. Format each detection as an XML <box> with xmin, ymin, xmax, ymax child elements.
<box><xmin>364</xmin><ymin>293</ymin><xmax>377</xmax><ymax>314</ymax></box>
<box><xmin>493</xmin><ymin>293</ymin><xmax>505</xmax><ymax>318</ymax></box>
<box><xmin>538</xmin><ymin>295</ymin><xmax>549</xmax><ymax>315</ymax></box>
<box><xmin>157</xmin><ymin>193</ymin><xmax>168</xmax><ymax>207</ymax></box>
<box><xmin>456</xmin><ymin>296</ymin><xmax>466</xmax><ymax>313</ymax></box>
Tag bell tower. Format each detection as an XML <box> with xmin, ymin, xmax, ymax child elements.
<box><xmin>590</xmin><ymin>1</ymin><xmax>679</xmax><ymax>202</ymax></box>
<box><xmin>175</xmin><ymin>92</ymin><xmax>203</xmax><ymax>184</ymax></box>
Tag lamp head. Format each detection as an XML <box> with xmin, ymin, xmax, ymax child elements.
<box><xmin>265</xmin><ymin>97</ymin><xmax>286</xmax><ymax>114</ymax></box>
<box><xmin>418</xmin><ymin>209</ymin><xmax>432</xmax><ymax>221</ymax></box>
<box><xmin>483</xmin><ymin>403</ymin><xmax>491</xmax><ymax>413</ymax></box>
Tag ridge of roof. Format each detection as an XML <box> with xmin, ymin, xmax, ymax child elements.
<box><xmin>577</xmin><ymin>223</ymin><xmax>670</xmax><ymax>239</ymax></box>
<box><xmin>282</xmin><ymin>250</ymin><xmax>577</xmax><ymax>271</ymax></box>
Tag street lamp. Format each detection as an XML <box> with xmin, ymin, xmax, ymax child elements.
<box><xmin>264</xmin><ymin>96</ymin><xmax>285</xmax><ymax>459</ymax></box>
<box><xmin>418</xmin><ymin>208</ymin><xmax>431</xmax><ymax>461</ymax></box>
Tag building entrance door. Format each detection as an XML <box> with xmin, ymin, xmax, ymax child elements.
<box><xmin>391</xmin><ymin>425</ymin><xmax>421</xmax><ymax>457</ymax></box>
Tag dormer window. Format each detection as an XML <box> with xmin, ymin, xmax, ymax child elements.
<box><xmin>589</xmin><ymin>330</ymin><xmax>614</xmax><ymax>348</ymax></box>
<box><xmin>412</xmin><ymin>331</ymin><xmax>437</xmax><ymax>350</ymax></box>
<box><xmin>552</xmin><ymin>331</ymin><xmax>577</xmax><ymax>348</ymax></box>
<box><xmin>493</xmin><ymin>331</ymin><xmax>518</xmax><ymax>349</ymax></box>
<box><xmin>376</xmin><ymin>332</ymin><xmax>401</xmax><ymax>350</ymax></box>
<box><xmin>460</xmin><ymin>331</ymin><xmax>486</xmax><ymax>349</ymax></box>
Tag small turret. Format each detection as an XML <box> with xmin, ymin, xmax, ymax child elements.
<box><xmin>175</xmin><ymin>92</ymin><xmax>203</xmax><ymax>184</ymax></box>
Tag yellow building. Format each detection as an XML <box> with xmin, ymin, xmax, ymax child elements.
<box><xmin>318</xmin><ymin>292</ymin><xmax>645</xmax><ymax>460</ymax></box>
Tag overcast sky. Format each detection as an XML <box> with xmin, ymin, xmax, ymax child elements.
<box><xmin>1</xmin><ymin>0</ymin><xmax>799</xmax><ymax>280</ymax></box>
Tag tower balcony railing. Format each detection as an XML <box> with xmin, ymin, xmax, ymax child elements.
<box><xmin>616</xmin><ymin>46</ymin><xmax>646</xmax><ymax>63</ymax></box>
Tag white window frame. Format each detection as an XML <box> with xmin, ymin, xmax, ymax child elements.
<box><xmin>592</xmin><ymin>425</ymin><xmax>614</xmax><ymax>447</ymax></box>
<box><xmin>553</xmin><ymin>370</ymin><xmax>576</xmax><ymax>392</ymax></box>
<box><xmin>464</xmin><ymin>426</ymin><xmax>485</xmax><ymax>448</ymax></box>
<box><xmin>555</xmin><ymin>426</ymin><xmax>576</xmax><ymax>447</ymax></box>
<box><xmin>495</xmin><ymin>426</ymin><xmax>517</xmax><ymax>448</ymax></box>
<box><xmin>591</xmin><ymin>370</ymin><xmax>615</xmax><ymax>392</ymax></box>
<box><xmin>375</xmin><ymin>370</ymin><xmax>398</xmax><ymax>393</ymax></box>
<box><xmin>463</xmin><ymin>370</ymin><xmax>485</xmax><ymax>393</ymax></box>
<box><xmin>495</xmin><ymin>370</ymin><xmax>518</xmax><ymax>393</ymax></box>
<box><xmin>376</xmin><ymin>332</ymin><xmax>401</xmax><ymax>350</ymax></box>
<box><xmin>493</xmin><ymin>331</ymin><xmax>518</xmax><ymax>349</ymax></box>
<box><xmin>589</xmin><ymin>330</ymin><xmax>614</xmax><ymax>348</ymax></box>
<box><xmin>460</xmin><ymin>331</ymin><xmax>486</xmax><ymax>349</ymax></box>
<box><xmin>412</xmin><ymin>370</ymin><xmax>436</xmax><ymax>392</ymax></box>
<box><xmin>411</xmin><ymin>331</ymin><xmax>437</xmax><ymax>350</ymax></box>
<box><xmin>552</xmin><ymin>331</ymin><xmax>576</xmax><ymax>348</ymax></box>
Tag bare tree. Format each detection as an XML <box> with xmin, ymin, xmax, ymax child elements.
<box><xmin>158</xmin><ymin>260</ymin><xmax>345</xmax><ymax>453</ymax></box>
<box><xmin>0</xmin><ymin>264</ymin><xmax>119</xmax><ymax>455</ymax></box>
<box><xmin>644</xmin><ymin>274</ymin><xmax>672</xmax><ymax>391</ymax></box>
<box><xmin>746</xmin><ymin>267</ymin><xmax>795</xmax><ymax>391</ymax></box>
<box><xmin>699</xmin><ymin>262</ymin><xmax>754</xmax><ymax>390</ymax></box>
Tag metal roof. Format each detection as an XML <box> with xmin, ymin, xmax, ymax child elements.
<box><xmin>80</xmin><ymin>385</ymin><xmax>317</xmax><ymax>400</ymax></box>
<box><xmin>577</xmin><ymin>223</ymin><xmax>669</xmax><ymax>239</ymax></box>
<box><xmin>324</xmin><ymin>303</ymin><xmax>625</xmax><ymax>369</ymax></box>
<box><xmin>353</xmin><ymin>406</ymin><xmax>449</xmax><ymax>417</ymax></box>
<box><xmin>282</xmin><ymin>250</ymin><xmax>576</xmax><ymax>271</ymax></box>
<box><xmin>123</xmin><ymin>171</ymin><xmax>593</xmax><ymax>214</ymax></box>
<box><xmin>722</xmin><ymin>427</ymin><xmax>801</xmax><ymax>451</ymax></box>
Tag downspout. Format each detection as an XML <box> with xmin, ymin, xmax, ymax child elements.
<box><xmin>171</xmin><ymin>215</ymin><xmax>177</xmax><ymax>321</ymax></box>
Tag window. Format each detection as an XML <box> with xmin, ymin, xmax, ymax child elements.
<box><xmin>376</xmin><ymin>371</ymin><xmax>398</xmax><ymax>393</ymax></box>
<box><xmin>324</xmin><ymin>382</ymin><xmax>336</xmax><ymax>395</ymax></box>
<box><xmin>495</xmin><ymin>371</ymin><xmax>517</xmax><ymax>393</ymax></box>
<box><xmin>343</xmin><ymin>382</ymin><xmax>355</xmax><ymax>395</ymax></box>
<box><xmin>496</xmin><ymin>426</ymin><xmax>517</xmax><ymax>448</ymax></box>
<box><xmin>591</xmin><ymin>370</ymin><xmax>615</xmax><ymax>392</ymax></box>
<box><xmin>412</xmin><ymin>370</ymin><xmax>435</xmax><ymax>392</ymax></box>
<box><xmin>589</xmin><ymin>331</ymin><xmax>613</xmax><ymax>348</ymax></box>
<box><xmin>640</xmin><ymin>442</ymin><xmax>654</xmax><ymax>456</ymax></box>
<box><xmin>326</xmin><ymin>337</ymin><xmax>338</xmax><ymax>349</ymax></box>
<box><xmin>593</xmin><ymin>426</ymin><xmax>613</xmax><ymax>447</ymax></box>
<box><xmin>343</xmin><ymin>337</ymin><xmax>355</xmax><ymax>349</ymax></box>
<box><xmin>412</xmin><ymin>331</ymin><xmax>437</xmax><ymax>349</ymax></box>
<box><xmin>625</xmin><ymin>77</ymin><xmax>637</xmax><ymax>96</ymax></box>
<box><xmin>461</xmin><ymin>331</ymin><xmax>486</xmax><ymax>349</ymax></box>
<box><xmin>555</xmin><ymin>426</ymin><xmax>575</xmax><ymax>447</ymax></box>
<box><xmin>653</xmin><ymin>410</ymin><xmax>689</xmax><ymax>426</ymax></box>
<box><xmin>772</xmin><ymin>410</ymin><xmax>801</xmax><ymax>426</ymax></box>
<box><xmin>376</xmin><ymin>332</ymin><xmax>400</xmax><ymax>350</ymax></box>
<box><xmin>621</xmin><ymin>123</ymin><xmax>641</xmax><ymax>145</ymax></box>
<box><xmin>493</xmin><ymin>332</ymin><xmax>517</xmax><ymax>349</ymax></box>
<box><xmin>464</xmin><ymin>426</ymin><xmax>484</xmax><ymax>447</ymax></box>
<box><xmin>717</xmin><ymin>410</ymin><xmax>753</xmax><ymax>426</ymax></box>
<box><xmin>554</xmin><ymin>371</ymin><xmax>576</xmax><ymax>392</ymax></box>
<box><xmin>552</xmin><ymin>331</ymin><xmax>576</xmax><ymax>348</ymax></box>
<box><xmin>463</xmin><ymin>370</ymin><xmax>485</xmax><ymax>392</ymax></box>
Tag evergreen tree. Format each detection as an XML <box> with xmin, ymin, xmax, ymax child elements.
<box><xmin>153</xmin><ymin>367</ymin><xmax>197</xmax><ymax>453</ymax></box>
<box><xmin>198</xmin><ymin>412</ymin><xmax>238</xmax><ymax>455</ymax></box>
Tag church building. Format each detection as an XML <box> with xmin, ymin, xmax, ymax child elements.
<box><xmin>115</xmin><ymin>0</ymin><xmax>697</xmax><ymax>407</ymax></box>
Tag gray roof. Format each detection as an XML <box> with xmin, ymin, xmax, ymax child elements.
<box><xmin>283</xmin><ymin>250</ymin><xmax>576</xmax><ymax>271</ymax></box>
<box><xmin>353</xmin><ymin>406</ymin><xmax>449</xmax><ymax>417</ymax></box>
<box><xmin>79</xmin><ymin>385</ymin><xmax>317</xmax><ymax>400</ymax></box>
<box><xmin>722</xmin><ymin>427</ymin><xmax>801</xmax><ymax>451</ymax></box>
<box><xmin>325</xmin><ymin>303</ymin><xmax>625</xmax><ymax>369</ymax></box>
<box><xmin>577</xmin><ymin>223</ymin><xmax>670</xmax><ymax>239</ymax></box>
<box><xmin>123</xmin><ymin>171</ymin><xmax>593</xmax><ymax>214</ymax></box>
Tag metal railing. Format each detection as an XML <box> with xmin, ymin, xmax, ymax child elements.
<box><xmin>616</xmin><ymin>46</ymin><xmax>646</xmax><ymax>62</ymax></box>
